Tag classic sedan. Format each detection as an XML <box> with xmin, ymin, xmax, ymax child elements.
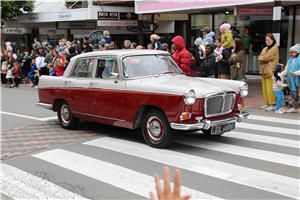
<box><xmin>37</xmin><ymin>50</ymin><xmax>249</xmax><ymax>148</ymax></box>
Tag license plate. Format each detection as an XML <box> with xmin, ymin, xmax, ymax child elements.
<box><xmin>211</xmin><ymin>123</ymin><xmax>235</xmax><ymax>135</ymax></box>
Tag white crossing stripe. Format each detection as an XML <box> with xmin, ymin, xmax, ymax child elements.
<box><xmin>248</xmin><ymin>114</ymin><xmax>300</xmax><ymax>125</ymax></box>
<box><xmin>223</xmin><ymin>131</ymin><xmax>300</xmax><ymax>148</ymax></box>
<box><xmin>83</xmin><ymin>137</ymin><xmax>299</xmax><ymax>199</ymax></box>
<box><xmin>0</xmin><ymin>164</ymin><xmax>88</xmax><ymax>200</ymax></box>
<box><xmin>174</xmin><ymin>135</ymin><xmax>298</xmax><ymax>167</ymax></box>
<box><xmin>235</xmin><ymin>123</ymin><xmax>299</xmax><ymax>135</ymax></box>
<box><xmin>0</xmin><ymin>111</ymin><xmax>57</xmax><ymax>121</ymax></box>
<box><xmin>33</xmin><ymin>149</ymin><xmax>222</xmax><ymax>200</ymax></box>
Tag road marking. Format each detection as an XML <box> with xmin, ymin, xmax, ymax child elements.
<box><xmin>222</xmin><ymin>131</ymin><xmax>300</xmax><ymax>148</ymax></box>
<box><xmin>0</xmin><ymin>111</ymin><xmax>57</xmax><ymax>121</ymax></box>
<box><xmin>174</xmin><ymin>135</ymin><xmax>298</xmax><ymax>167</ymax></box>
<box><xmin>1</xmin><ymin>164</ymin><xmax>88</xmax><ymax>200</ymax></box>
<box><xmin>33</xmin><ymin>149</ymin><xmax>221</xmax><ymax>200</ymax></box>
<box><xmin>248</xmin><ymin>114</ymin><xmax>300</xmax><ymax>125</ymax></box>
<box><xmin>235</xmin><ymin>123</ymin><xmax>299</xmax><ymax>135</ymax></box>
<box><xmin>83</xmin><ymin>137</ymin><xmax>299</xmax><ymax>199</ymax></box>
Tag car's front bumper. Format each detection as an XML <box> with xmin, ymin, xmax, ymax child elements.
<box><xmin>170</xmin><ymin>112</ymin><xmax>249</xmax><ymax>131</ymax></box>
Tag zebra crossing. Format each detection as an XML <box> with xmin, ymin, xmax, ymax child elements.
<box><xmin>1</xmin><ymin>114</ymin><xmax>299</xmax><ymax>200</ymax></box>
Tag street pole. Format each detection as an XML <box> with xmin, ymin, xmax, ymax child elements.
<box><xmin>273</xmin><ymin>0</ymin><xmax>281</xmax><ymax>46</ymax></box>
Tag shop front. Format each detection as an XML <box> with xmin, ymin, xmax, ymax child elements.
<box><xmin>1</xmin><ymin>28</ymin><xmax>31</xmax><ymax>52</ymax></box>
<box><xmin>135</xmin><ymin>0</ymin><xmax>300</xmax><ymax>75</ymax></box>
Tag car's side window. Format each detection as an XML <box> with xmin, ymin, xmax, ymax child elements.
<box><xmin>97</xmin><ymin>57</ymin><xmax>117</xmax><ymax>79</ymax></box>
<box><xmin>70</xmin><ymin>58</ymin><xmax>94</xmax><ymax>78</ymax></box>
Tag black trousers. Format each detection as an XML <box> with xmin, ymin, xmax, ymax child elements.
<box><xmin>14</xmin><ymin>77</ymin><xmax>21</xmax><ymax>86</ymax></box>
<box><xmin>1</xmin><ymin>73</ymin><xmax>7</xmax><ymax>84</ymax></box>
<box><xmin>39</xmin><ymin>67</ymin><xmax>48</xmax><ymax>76</ymax></box>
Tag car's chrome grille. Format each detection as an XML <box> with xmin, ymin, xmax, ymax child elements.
<box><xmin>205</xmin><ymin>91</ymin><xmax>236</xmax><ymax>117</ymax></box>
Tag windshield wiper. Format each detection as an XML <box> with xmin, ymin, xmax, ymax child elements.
<box><xmin>175</xmin><ymin>72</ymin><xmax>187</xmax><ymax>75</ymax></box>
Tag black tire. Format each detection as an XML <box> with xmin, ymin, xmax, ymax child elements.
<box><xmin>202</xmin><ymin>128</ymin><xmax>224</xmax><ymax>136</ymax></box>
<box><xmin>57</xmin><ymin>100</ymin><xmax>79</xmax><ymax>129</ymax></box>
<box><xmin>141</xmin><ymin>109</ymin><xmax>176</xmax><ymax>148</ymax></box>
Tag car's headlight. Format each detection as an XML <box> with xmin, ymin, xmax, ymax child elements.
<box><xmin>184</xmin><ymin>88</ymin><xmax>196</xmax><ymax>105</ymax></box>
<box><xmin>239</xmin><ymin>83</ymin><xmax>248</xmax><ymax>97</ymax></box>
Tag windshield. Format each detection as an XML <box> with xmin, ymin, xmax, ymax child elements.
<box><xmin>122</xmin><ymin>55</ymin><xmax>181</xmax><ymax>78</ymax></box>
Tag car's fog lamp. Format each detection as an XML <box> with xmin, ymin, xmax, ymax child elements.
<box><xmin>237</xmin><ymin>103</ymin><xmax>245</xmax><ymax>111</ymax></box>
<box><xmin>180</xmin><ymin>112</ymin><xmax>191</xmax><ymax>120</ymax></box>
<box><xmin>184</xmin><ymin>88</ymin><xmax>196</xmax><ymax>105</ymax></box>
<box><xmin>239</xmin><ymin>83</ymin><xmax>248</xmax><ymax>97</ymax></box>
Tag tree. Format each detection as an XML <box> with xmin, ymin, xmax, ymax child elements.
<box><xmin>1</xmin><ymin>1</ymin><xmax>35</xmax><ymax>27</ymax></box>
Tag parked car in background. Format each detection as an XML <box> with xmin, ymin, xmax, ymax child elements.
<box><xmin>37</xmin><ymin>50</ymin><xmax>249</xmax><ymax>148</ymax></box>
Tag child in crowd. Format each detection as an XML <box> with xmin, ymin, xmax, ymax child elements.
<box><xmin>103</xmin><ymin>30</ymin><xmax>112</xmax><ymax>44</ymax></box>
<box><xmin>63</xmin><ymin>60</ymin><xmax>69</xmax><ymax>71</ymax></box>
<box><xmin>53</xmin><ymin>58</ymin><xmax>64</xmax><ymax>76</ymax></box>
<box><xmin>10</xmin><ymin>62</ymin><xmax>21</xmax><ymax>88</ymax></box>
<box><xmin>273</xmin><ymin>64</ymin><xmax>290</xmax><ymax>114</ymax></box>
<box><xmin>219</xmin><ymin>23</ymin><xmax>233</xmax><ymax>56</ymax></box>
<box><xmin>48</xmin><ymin>63</ymin><xmax>56</xmax><ymax>76</ymax></box>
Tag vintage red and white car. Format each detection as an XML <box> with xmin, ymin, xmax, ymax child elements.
<box><xmin>37</xmin><ymin>50</ymin><xmax>249</xmax><ymax>148</ymax></box>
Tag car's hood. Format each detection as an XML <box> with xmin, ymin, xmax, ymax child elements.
<box><xmin>125</xmin><ymin>75</ymin><xmax>235</xmax><ymax>98</ymax></box>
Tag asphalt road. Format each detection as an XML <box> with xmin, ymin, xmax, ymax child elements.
<box><xmin>1</xmin><ymin>85</ymin><xmax>299</xmax><ymax>200</ymax></box>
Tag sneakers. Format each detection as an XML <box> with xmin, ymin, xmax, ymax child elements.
<box><xmin>27</xmin><ymin>83</ymin><xmax>33</xmax><ymax>87</ymax></box>
<box><xmin>279</xmin><ymin>108</ymin><xmax>286</xmax><ymax>113</ymax></box>
<box><xmin>286</xmin><ymin>107</ymin><xmax>298</xmax><ymax>113</ymax></box>
<box><xmin>34</xmin><ymin>85</ymin><xmax>38</xmax><ymax>89</ymax></box>
<box><xmin>275</xmin><ymin>109</ymin><xmax>284</xmax><ymax>114</ymax></box>
<box><xmin>261</xmin><ymin>104</ymin><xmax>269</xmax><ymax>109</ymax></box>
<box><xmin>265</xmin><ymin>105</ymin><xmax>276</xmax><ymax>111</ymax></box>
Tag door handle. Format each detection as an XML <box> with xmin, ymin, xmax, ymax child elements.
<box><xmin>65</xmin><ymin>80</ymin><xmax>71</xmax><ymax>84</ymax></box>
<box><xmin>90</xmin><ymin>82</ymin><xmax>97</xmax><ymax>86</ymax></box>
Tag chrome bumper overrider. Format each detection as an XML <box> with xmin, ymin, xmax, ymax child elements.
<box><xmin>170</xmin><ymin>112</ymin><xmax>249</xmax><ymax>131</ymax></box>
<box><xmin>36</xmin><ymin>102</ymin><xmax>53</xmax><ymax>110</ymax></box>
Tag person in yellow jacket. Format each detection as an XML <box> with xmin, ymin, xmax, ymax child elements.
<box><xmin>219</xmin><ymin>23</ymin><xmax>233</xmax><ymax>56</ymax></box>
<box><xmin>258</xmin><ymin>33</ymin><xmax>279</xmax><ymax>111</ymax></box>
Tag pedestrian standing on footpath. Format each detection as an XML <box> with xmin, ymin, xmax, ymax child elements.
<box><xmin>171</xmin><ymin>36</ymin><xmax>190</xmax><ymax>76</ymax></box>
<box><xmin>199</xmin><ymin>43</ymin><xmax>215</xmax><ymax>78</ymax></box>
<box><xmin>150</xmin><ymin>34</ymin><xmax>162</xmax><ymax>50</ymax></box>
<box><xmin>272</xmin><ymin>64</ymin><xmax>290</xmax><ymax>114</ymax></box>
<box><xmin>188</xmin><ymin>48</ymin><xmax>200</xmax><ymax>77</ymax></box>
<box><xmin>10</xmin><ymin>62</ymin><xmax>21</xmax><ymax>88</ymax></box>
<box><xmin>228</xmin><ymin>38</ymin><xmax>246</xmax><ymax>81</ymax></box>
<box><xmin>280</xmin><ymin>43</ymin><xmax>300</xmax><ymax>113</ymax></box>
<box><xmin>1</xmin><ymin>52</ymin><xmax>7</xmax><ymax>87</ymax></box>
<box><xmin>258</xmin><ymin>33</ymin><xmax>279</xmax><ymax>111</ymax></box>
<box><xmin>44</xmin><ymin>45</ymin><xmax>53</xmax><ymax>64</ymax></box>
<box><xmin>216</xmin><ymin>37</ymin><xmax>231</xmax><ymax>79</ymax></box>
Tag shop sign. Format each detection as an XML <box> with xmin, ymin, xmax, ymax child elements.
<box><xmin>136</xmin><ymin>0</ymin><xmax>255</xmax><ymax>13</ymax></box>
<box><xmin>39</xmin><ymin>28</ymin><xmax>65</xmax><ymax>34</ymax></box>
<box><xmin>120</xmin><ymin>12</ymin><xmax>138</xmax><ymax>20</ymax></box>
<box><xmin>98</xmin><ymin>12</ymin><xmax>118</xmax><ymax>20</ymax></box>
<box><xmin>28</xmin><ymin>15</ymin><xmax>39</xmax><ymax>22</ymax></box>
<box><xmin>236</xmin><ymin>7</ymin><xmax>273</xmax><ymax>15</ymax></box>
<box><xmin>126</xmin><ymin>22</ymin><xmax>158</xmax><ymax>32</ymax></box>
<box><xmin>58</xmin><ymin>12</ymin><xmax>72</xmax><ymax>20</ymax></box>
<box><xmin>98</xmin><ymin>20</ymin><xmax>137</xmax><ymax>26</ymax></box>
<box><xmin>58</xmin><ymin>22</ymin><xmax>96</xmax><ymax>29</ymax></box>
<box><xmin>2</xmin><ymin>28</ymin><xmax>31</xmax><ymax>34</ymax></box>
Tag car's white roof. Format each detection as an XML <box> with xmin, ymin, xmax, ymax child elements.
<box><xmin>73</xmin><ymin>49</ymin><xmax>171</xmax><ymax>60</ymax></box>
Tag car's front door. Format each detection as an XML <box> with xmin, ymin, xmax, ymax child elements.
<box><xmin>67</xmin><ymin>57</ymin><xmax>95</xmax><ymax>119</ymax></box>
<box><xmin>88</xmin><ymin>57</ymin><xmax>126</xmax><ymax>127</ymax></box>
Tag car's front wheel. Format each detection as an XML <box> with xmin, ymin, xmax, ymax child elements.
<box><xmin>57</xmin><ymin>100</ymin><xmax>79</xmax><ymax>129</ymax></box>
<box><xmin>141</xmin><ymin>109</ymin><xmax>176</xmax><ymax>148</ymax></box>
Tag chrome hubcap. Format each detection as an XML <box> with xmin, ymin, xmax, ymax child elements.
<box><xmin>60</xmin><ymin>104</ymin><xmax>70</xmax><ymax>124</ymax></box>
<box><xmin>147</xmin><ymin>116</ymin><xmax>163</xmax><ymax>142</ymax></box>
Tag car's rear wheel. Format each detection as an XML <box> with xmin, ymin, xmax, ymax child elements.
<box><xmin>202</xmin><ymin>128</ymin><xmax>224</xmax><ymax>136</ymax></box>
<box><xmin>57</xmin><ymin>100</ymin><xmax>79</xmax><ymax>129</ymax></box>
<box><xmin>141</xmin><ymin>109</ymin><xmax>175</xmax><ymax>148</ymax></box>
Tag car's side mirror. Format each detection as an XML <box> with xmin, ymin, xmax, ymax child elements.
<box><xmin>110</xmin><ymin>72</ymin><xmax>119</xmax><ymax>83</ymax></box>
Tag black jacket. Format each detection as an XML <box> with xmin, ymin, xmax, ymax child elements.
<box><xmin>216</xmin><ymin>48</ymin><xmax>231</xmax><ymax>75</ymax></box>
<box><xmin>200</xmin><ymin>43</ymin><xmax>215</xmax><ymax>77</ymax></box>
<box><xmin>66</xmin><ymin>47</ymin><xmax>77</xmax><ymax>62</ymax></box>
<box><xmin>83</xmin><ymin>46</ymin><xmax>93</xmax><ymax>53</ymax></box>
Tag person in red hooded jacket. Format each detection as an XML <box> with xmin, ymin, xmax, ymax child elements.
<box><xmin>171</xmin><ymin>36</ymin><xmax>190</xmax><ymax>76</ymax></box>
